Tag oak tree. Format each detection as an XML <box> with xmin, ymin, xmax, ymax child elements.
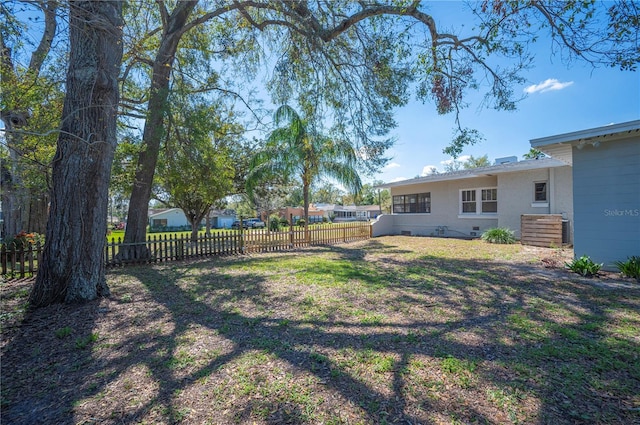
<box><xmin>29</xmin><ymin>1</ymin><xmax>123</xmax><ymax>306</ymax></box>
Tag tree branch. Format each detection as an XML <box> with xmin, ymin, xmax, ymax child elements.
<box><xmin>28</xmin><ymin>0</ymin><xmax>58</xmax><ymax>75</ymax></box>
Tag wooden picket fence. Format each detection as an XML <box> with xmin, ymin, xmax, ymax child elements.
<box><xmin>1</xmin><ymin>222</ymin><xmax>372</xmax><ymax>280</ymax></box>
<box><xmin>1</xmin><ymin>241</ymin><xmax>44</xmax><ymax>280</ymax></box>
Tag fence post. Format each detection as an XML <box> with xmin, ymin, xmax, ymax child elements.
<box><xmin>1</xmin><ymin>243</ymin><xmax>7</xmax><ymax>276</ymax></box>
<box><xmin>239</xmin><ymin>216</ymin><xmax>244</xmax><ymax>254</ymax></box>
<box><xmin>289</xmin><ymin>214</ymin><xmax>294</xmax><ymax>248</ymax></box>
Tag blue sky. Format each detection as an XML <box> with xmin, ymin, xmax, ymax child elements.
<box><xmin>6</xmin><ymin>2</ymin><xmax>638</xmax><ymax>189</ymax></box>
<box><xmin>374</xmin><ymin>2</ymin><xmax>640</xmax><ymax>184</ymax></box>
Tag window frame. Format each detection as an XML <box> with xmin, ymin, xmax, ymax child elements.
<box><xmin>533</xmin><ymin>181</ymin><xmax>548</xmax><ymax>202</ymax></box>
<box><xmin>393</xmin><ymin>192</ymin><xmax>431</xmax><ymax>214</ymax></box>
<box><xmin>461</xmin><ymin>189</ymin><xmax>476</xmax><ymax>213</ymax></box>
<box><xmin>459</xmin><ymin>187</ymin><xmax>498</xmax><ymax>216</ymax></box>
<box><xmin>481</xmin><ymin>188</ymin><xmax>497</xmax><ymax>213</ymax></box>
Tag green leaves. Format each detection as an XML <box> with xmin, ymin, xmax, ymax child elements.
<box><xmin>247</xmin><ymin>105</ymin><xmax>362</xmax><ymax>220</ymax></box>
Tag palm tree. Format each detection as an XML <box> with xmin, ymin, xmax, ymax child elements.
<box><xmin>247</xmin><ymin>105</ymin><xmax>362</xmax><ymax>227</ymax></box>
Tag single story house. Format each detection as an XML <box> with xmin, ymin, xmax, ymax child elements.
<box><xmin>149</xmin><ymin>208</ymin><xmax>236</xmax><ymax>230</ymax></box>
<box><xmin>273</xmin><ymin>206</ymin><xmax>326</xmax><ymax>224</ymax></box>
<box><xmin>531</xmin><ymin>120</ymin><xmax>640</xmax><ymax>269</ymax></box>
<box><xmin>373</xmin><ymin>156</ymin><xmax>573</xmax><ymax>240</ymax></box>
<box><xmin>148</xmin><ymin>208</ymin><xmax>191</xmax><ymax>229</ymax></box>
<box><xmin>207</xmin><ymin>209</ymin><xmax>236</xmax><ymax>229</ymax></box>
<box><xmin>315</xmin><ymin>204</ymin><xmax>382</xmax><ymax>221</ymax></box>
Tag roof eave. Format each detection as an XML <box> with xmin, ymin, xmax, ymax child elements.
<box><xmin>378</xmin><ymin>158</ymin><xmax>566</xmax><ymax>189</ymax></box>
<box><xmin>529</xmin><ymin>120</ymin><xmax>640</xmax><ymax>165</ymax></box>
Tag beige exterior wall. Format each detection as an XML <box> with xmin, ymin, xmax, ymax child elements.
<box><xmin>496</xmin><ymin>166</ymin><xmax>572</xmax><ymax>239</ymax></box>
<box><xmin>551</xmin><ymin>166</ymin><xmax>573</xmax><ymax>218</ymax></box>
<box><xmin>373</xmin><ymin>165</ymin><xmax>573</xmax><ymax>240</ymax></box>
<box><xmin>382</xmin><ymin>176</ymin><xmax>499</xmax><ymax>238</ymax></box>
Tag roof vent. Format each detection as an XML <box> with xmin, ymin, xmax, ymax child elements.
<box><xmin>494</xmin><ymin>156</ymin><xmax>518</xmax><ymax>165</ymax></box>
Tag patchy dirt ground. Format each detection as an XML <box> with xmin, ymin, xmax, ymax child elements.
<box><xmin>2</xmin><ymin>237</ymin><xmax>639</xmax><ymax>424</ymax></box>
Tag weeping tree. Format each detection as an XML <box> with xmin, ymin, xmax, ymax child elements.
<box><xmin>29</xmin><ymin>1</ymin><xmax>123</xmax><ymax>306</ymax></box>
<box><xmin>155</xmin><ymin>94</ymin><xmax>239</xmax><ymax>242</ymax></box>
<box><xmin>247</xmin><ymin>174</ymin><xmax>295</xmax><ymax>225</ymax></box>
<box><xmin>247</xmin><ymin>105</ymin><xmax>362</xmax><ymax>229</ymax></box>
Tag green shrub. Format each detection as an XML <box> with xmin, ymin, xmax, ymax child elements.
<box><xmin>269</xmin><ymin>215</ymin><xmax>281</xmax><ymax>231</ymax></box>
<box><xmin>280</xmin><ymin>217</ymin><xmax>289</xmax><ymax>227</ymax></box>
<box><xmin>2</xmin><ymin>231</ymin><xmax>45</xmax><ymax>250</ymax></box>
<box><xmin>297</xmin><ymin>219</ymin><xmax>306</xmax><ymax>227</ymax></box>
<box><xmin>566</xmin><ymin>255</ymin><xmax>603</xmax><ymax>277</ymax></box>
<box><xmin>614</xmin><ymin>256</ymin><xmax>640</xmax><ymax>280</ymax></box>
<box><xmin>481</xmin><ymin>227</ymin><xmax>516</xmax><ymax>244</ymax></box>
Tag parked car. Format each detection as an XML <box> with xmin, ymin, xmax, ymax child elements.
<box><xmin>245</xmin><ymin>218</ymin><xmax>265</xmax><ymax>228</ymax></box>
<box><xmin>231</xmin><ymin>218</ymin><xmax>265</xmax><ymax>229</ymax></box>
<box><xmin>231</xmin><ymin>220</ymin><xmax>247</xmax><ymax>229</ymax></box>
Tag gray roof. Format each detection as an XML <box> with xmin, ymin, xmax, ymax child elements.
<box><xmin>530</xmin><ymin>120</ymin><xmax>640</xmax><ymax>165</ymax></box>
<box><xmin>378</xmin><ymin>157</ymin><xmax>566</xmax><ymax>189</ymax></box>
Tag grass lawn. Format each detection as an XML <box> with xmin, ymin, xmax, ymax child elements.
<box><xmin>2</xmin><ymin>236</ymin><xmax>639</xmax><ymax>424</ymax></box>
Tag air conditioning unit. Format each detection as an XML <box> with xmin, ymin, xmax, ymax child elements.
<box><xmin>562</xmin><ymin>220</ymin><xmax>570</xmax><ymax>244</ymax></box>
<box><xmin>494</xmin><ymin>156</ymin><xmax>518</xmax><ymax>165</ymax></box>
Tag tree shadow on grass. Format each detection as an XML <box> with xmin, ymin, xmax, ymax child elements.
<box><xmin>2</xmin><ymin>239</ymin><xmax>639</xmax><ymax>424</ymax></box>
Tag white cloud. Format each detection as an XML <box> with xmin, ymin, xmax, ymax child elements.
<box><xmin>421</xmin><ymin>165</ymin><xmax>439</xmax><ymax>176</ymax></box>
<box><xmin>384</xmin><ymin>162</ymin><xmax>401</xmax><ymax>170</ymax></box>
<box><xmin>524</xmin><ymin>78</ymin><xmax>574</xmax><ymax>94</ymax></box>
<box><xmin>440</xmin><ymin>155</ymin><xmax>470</xmax><ymax>167</ymax></box>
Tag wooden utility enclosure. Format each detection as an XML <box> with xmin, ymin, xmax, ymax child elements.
<box><xmin>521</xmin><ymin>214</ymin><xmax>563</xmax><ymax>247</ymax></box>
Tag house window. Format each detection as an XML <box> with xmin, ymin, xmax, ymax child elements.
<box><xmin>460</xmin><ymin>188</ymin><xmax>497</xmax><ymax>215</ymax></box>
<box><xmin>461</xmin><ymin>190</ymin><xmax>476</xmax><ymax>213</ymax></box>
<box><xmin>534</xmin><ymin>182</ymin><xmax>547</xmax><ymax>202</ymax></box>
<box><xmin>482</xmin><ymin>188</ymin><xmax>497</xmax><ymax>213</ymax></box>
<box><xmin>393</xmin><ymin>193</ymin><xmax>431</xmax><ymax>213</ymax></box>
<box><xmin>152</xmin><ymin>219</ymin><xmax>168</xmax><ymax>227</ymax></box>
<box><xmin>393</xmin><ymin>196</ymin><xmax>405</xmax><ymax>213</ymax></box>
<box><xmin>418</xmin><ymin>193</ymin><xmax>431</xmax><ymax>213</ymax></box>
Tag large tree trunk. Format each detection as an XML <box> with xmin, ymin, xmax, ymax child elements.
<box><xmin>30</xmin><ymin>1</ymin><xmax>123</xmax><ymax>307</ymax></box>
<box><xmin>182</xmin><ymin>204</ymin><xmax>209</xmax><ymax>242</ymax></box>
<box><xmin>121</xmin><ymin>2</ymin><xmax>198</xmax><ymax>259</ymax></box>
<box><xmin>27</xmin><ymin>193</ymin><xmax>49</xmax><ymax>234</ymax></box>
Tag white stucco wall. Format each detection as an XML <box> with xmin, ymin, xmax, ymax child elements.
<box><xmin>551</xmin><ymin>166</ymin><xmax>574</xmax><ymax>242</ymax></box>
<box><xmin>496</xmin><ymin>165</ymin><xmax>573</xmax><ymax>239</ymax></box>
<box><xmin>372</xmin><ymin>164</ymin><xmax>572</xmax><ymax>240</ymax></box>
<box><xmin>374</xmin><ymin>176</ymin><xmax>500</xmax><ymax>238</ymax></box>
<box><xmin>150</xmin><ymin>209</ymin><xmax>189</xmax><ymax>227</ymax></box>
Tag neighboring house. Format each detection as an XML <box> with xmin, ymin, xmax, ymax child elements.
<box><xmin>275</xmin><ymin>206</ymin><xmax>326</xmax><ymax>224</ymax></box>
<box><xmin>207</xmin><ymin>209</ymin><xmax>236</xmax><ymax>229</ymax></box>
<box><xmin>373</xmin><ymin>157</ymin><xmax>573</xmax><ymax>240</ymax></box>
<box><xmin>149</xmin><ymin>208</ymin><xmax>237</xmax><ymax>230</ymax></box>
<box><xmin>148</xmin><ymin>208</ymin><xmax>192</xmax><ymax>229</ymax></box>
<box><xmin>531</xmin><ymin>120</ymin><xmax>640</xmax><ymax>270</ymax></box>
<box><xmin>315</xmin><ymin>204</ymin><xmax>382</xmax><ymax>221</ymax></box>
